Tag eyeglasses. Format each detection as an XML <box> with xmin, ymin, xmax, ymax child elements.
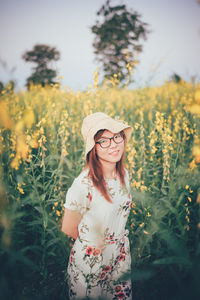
<box><xmin>96</xmin><ymin>132</ymin><xmax>124</xmax><ymax>149</ymax></box>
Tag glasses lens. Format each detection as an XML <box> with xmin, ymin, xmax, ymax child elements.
<box><xmin>113</xmin><ymin>133</ymin><xmax>124</xmax><ymax>144</ymax></box>
<box><xmin>98</xmin><ymin>138</ymin><xmax>110</xmax><ymax>148</ymax></box>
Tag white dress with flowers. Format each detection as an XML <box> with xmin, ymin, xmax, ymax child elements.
<box><xmin>64</xmin><ymin>168</ymin><xmax>132</xmax><ymax>300</ymax></box>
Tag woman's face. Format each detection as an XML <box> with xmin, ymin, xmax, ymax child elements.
<box><xmin>95</xmin><ymin>130</ymin><xmax>125</xmax><ymax>164</ymax></box>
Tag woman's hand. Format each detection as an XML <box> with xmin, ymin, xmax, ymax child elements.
<box><xmin>61</xmin><ymin>208</ymin><xmax>82</xmax><ymax>240</ymax></box>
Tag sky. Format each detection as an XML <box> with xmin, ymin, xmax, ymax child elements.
<box><xmin>0</xmin><ymin>0</ymin><xmax>200</xmax><ymax>90</ymax></box>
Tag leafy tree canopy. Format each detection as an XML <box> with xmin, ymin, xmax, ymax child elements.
<box><xmin>22</xmin><ymin>44</ymin><xmax>60</xmax><ymax>88</ymax></box>
<box><xmin>170</xmin><ymin>73</ymin><xmax>183</xmax><ymax>83</ymax></box>
<box><xmin>91</xmin><ymin>0</ymin><xmax>149</xmax><ymax>86</ymax></box>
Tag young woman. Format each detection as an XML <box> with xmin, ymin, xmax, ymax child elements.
<box><xmin>62</xmin><ymin>112</ymin><xmax>133</xmax><ymax>299</ymax></box>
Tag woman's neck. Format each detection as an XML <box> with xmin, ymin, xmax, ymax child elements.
<box><xmin>101</xmin><ymin>161</ymin><xmax>117</xmax><ymax>179</ymax></box>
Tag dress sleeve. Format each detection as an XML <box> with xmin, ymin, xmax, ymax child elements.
<box><xmin>63</xmin><ymin>176</ymin><xmax>90</xmax><ymax>215</ymax></box>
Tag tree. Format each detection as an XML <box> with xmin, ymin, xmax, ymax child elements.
<box><xmin>91</xmin><ymin>0</ymin><xmax>149</xmax><ymax>86</ymax></box>
<box><xmin>170</xmin><ymin>73</ymin><xmax>183</xmax><ymax>83</ymax></box>
<box><xmin>22</xmin><ymin>44</ymin><xmax>60</xmax><ymax>88</ymax></box>
<box><xmin>0</xmin><ymin>81</ymin><xmax>4</xmax><ymax>95</ymax></box>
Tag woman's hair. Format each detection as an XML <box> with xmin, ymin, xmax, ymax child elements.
<box><xmin>86</xmin><ymin>130</ymin><xmax>126</xmax><ymax>203</ymax></box>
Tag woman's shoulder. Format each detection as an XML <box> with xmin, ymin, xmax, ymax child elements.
<box><xmin>66</xmin><ymin>168</ymin><xmax>90</xmax><ymax>198</ymax></box>
<box><xmin>64</xmin><ymin>168</ymin><xmax>91</xmax><ymax>212</ymax></box>
<box><xmin>74</xmin><ymin>168</ymin><xmax>89</xmax><ymax>181</ymax></box>
<box><xmin>72</xmin><ymin>168</ymin><xmax>90</xmax><ymax>188</ymax></box>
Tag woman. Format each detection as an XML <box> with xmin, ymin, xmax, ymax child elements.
<box><xmin>62</xmin><ymin>112</ymin><xmax>133</xmax><ymax>299</ymax></box>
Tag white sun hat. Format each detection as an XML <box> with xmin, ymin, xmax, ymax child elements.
<box><xmin>81</xmin><ymin>112</ymin><xmax>132</xmax><ymax>158</ymax></box>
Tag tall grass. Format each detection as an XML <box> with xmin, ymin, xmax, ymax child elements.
<box><xmin>0</xmin><ymin>80</ymin><xmax>200</xmax><ymax>299</ymax></box>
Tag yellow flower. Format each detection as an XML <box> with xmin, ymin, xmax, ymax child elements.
<box><xmin>192</xmin><ymin>145</ymin><xmax>200</xmax><ymax>163</ymax></box>
<box><xmin>196</xmin><ymin>194</ymin><xmax>200</xmax><ymax>204</ymax></box>
<box><xmin>30</xmin><ymin>139</ymin><xmax>39</xmax><ymax>149</ymax></box>
<box><xmin>56</xmin><ymin>210</ymin><xmax>61</xmax><ymax>216</ymax></box>
<box><xmin>0</xmin><ymin>102</ymin><xmax>13</xmax><ymax>128</ymax></box>
<box><xmin>15</xmin><ymin>121</ymin><xmax>24</xmax><ymax>133</ymax></box>
<box><xmin>189</xmin><ymin>104</ymin><xmax>200</xmax><ymax>115</ymax></box>
<box><xmin>195</xmin><ymin>89</ymin><xmax>200</xmax><ymax>104</ymax></box>
<box><xmin>17</xmin><ymin>135</ymin><xmax>29</xmax><ymax>159</ymax></box>
<box><xmin>143</xmin><ymin>230</ymin><xmax>149</xmax><ymax>234</ymax></box>
<box><xmin>17</xmin><ymin>183</ymin><xmax>25</xmax><ymax>194</ymax></box>
<box><xmin>189</xmin><ymin>159</ymin><xmax>197</xmax><ymax>170</ymax></box>
<box><xmin>185</xmin><ymin>185</ymin><xmax>189</xmax><ymax>190</ymax></box>
<box><xmin>185</xmin><ymin>215</ymin><xmax>190</xmax><ymax>222</ymax></box>
<box><xmin>11</xmin><ymin>156</ymin><xmax>20</xmax><ymax>170</ymax></box>
<box><xmin>23</xmin><ymin>109</ymin><xmax>35</xmax><ymax>128</ymax></box>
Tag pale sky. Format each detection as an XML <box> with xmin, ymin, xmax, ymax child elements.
<box><xmin>0</xmin><ymin>0</ymin><xmax>200</xmax><ymax>90</ymax></box>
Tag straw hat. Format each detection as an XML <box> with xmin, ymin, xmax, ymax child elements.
<box><xmin>81</xmin><ymin>112</ymin><xmax>132</xmax><ymax>158</ymax></box>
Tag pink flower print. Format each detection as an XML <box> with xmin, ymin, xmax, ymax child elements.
<box><xmin>103</xmin><ymin>265</ymin><xmax>111</xmax><ymax>272</ymax></box>
<box><xmin>100</xmin><ymin>272</ymin><xmax>106</xmax><ymax>279</ymax></box>
<box><xmin>121</xmin><ymin>247</ymin><xmax>125</xmax><ymax>254</ymax></box>
<box><xmin>108</xmin><ymin>234</ymin><xmax>115</xmax><ymax>244</ymax></box>
<box><xmin>115</xmin><ymin>285</ymin><xmax>122</xmax><ymax>293</ymax></box>
<box><xmin>93</xmin><ymin>248</ymin><xmax>101</xmax><ymax>256</ymax></box>
<box><xmin>85</xmin><ymin>246</ymin><xmax>93</xmax><ymax>256</ymax></box>
<box><xmin>117</xmin><ymin>292</ymin><xmax>126</xmax><ymax>299</ymax></box>
<box><xmin>110</xmin><ymin>241</ymin><xmax>115</xmax><ymax>244</ymax></box>
<box><xmin>87</xmin><ymin>192</ymin><xmax>92</xmax><ymax>202</ymax></box>
<box><xmin>118</xmin><ymin>254</ymin><xmax>125</xmax><ymax>261</ymax></box>
<box><xmin>70</xmin><ymin>248</ymin><xmax>74</xmax><ymax>262</ymax></box>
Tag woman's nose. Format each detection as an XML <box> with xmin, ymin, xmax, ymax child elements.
<box><xmin>110</xmin><ymin>138</ymin><xmax>117</xmax><ymax>148</ymax></box>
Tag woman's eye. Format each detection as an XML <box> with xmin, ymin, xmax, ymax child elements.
<box><xmin>99</xmin><ymin>139</ymin><xmax>106</xmax><ymax>144</ymax></box>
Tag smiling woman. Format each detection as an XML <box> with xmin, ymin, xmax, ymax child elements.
<box><xmin>88</xmin><ymin>129</ymin><xmax>126</xmax><ymax>203</ymax></box>
<box><xmin>95</xmin><ymin>131</ymin><xmax>125</xmax><ymax>161</ymax></box>
<box><xmin>61</xmin><ymin>112</ymin><xmax>133</xmax><ymax>299</ymax></box>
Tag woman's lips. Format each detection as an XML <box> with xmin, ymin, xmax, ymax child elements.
<box><xmin>109</xmin><ymin>150</ymin><xmax>120</xmax><ymax>156</ymax></box>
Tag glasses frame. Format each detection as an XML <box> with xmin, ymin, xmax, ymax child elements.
<box><xmin>95</xmin><ymin>131</ymin><xmax>125</xmax><ymax>149</ymax></box>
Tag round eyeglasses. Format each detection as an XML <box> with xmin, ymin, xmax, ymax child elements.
<box><xmin>96</xmin><ymin>132</ymin><xmax>124</xmax><ymax>149</ymax></box>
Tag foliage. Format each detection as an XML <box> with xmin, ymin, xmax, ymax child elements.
<box><xmin>0</xmin><ymin>78</ymin><xmax>200</xmax><ymax>299</ymax></box>
<box><xmin>22</xmin><ymin>44</ymin><xmax>60</xmax><ymax>88</ymax></box>
<box><xmin>0</xmin><ymin>80</ymin><xmax>16</xmax><ymax>95</ymax></box>
<box><xmin>91</xmin><ymin>0</ymin><xmax>149</xmax><ymax>86</ymax></box>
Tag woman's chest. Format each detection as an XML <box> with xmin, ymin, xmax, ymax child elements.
<box><xmin>89</xmin><ymin>182</ymin><xmax>132</xmax><ymax>217</ymax></box>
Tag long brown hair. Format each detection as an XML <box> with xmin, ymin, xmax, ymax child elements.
<box><xmin>86</xmin><ymin>130</ymin><xmax>126</xmax><ymax>203</ymax></box>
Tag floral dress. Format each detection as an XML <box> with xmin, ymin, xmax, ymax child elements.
<box><xmin>64</xmin><ymin>168</ymin><xmax>132</xmax><ymax>299</ymax></box>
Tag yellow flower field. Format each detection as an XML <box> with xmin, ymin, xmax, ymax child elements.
<box><xmin>0</xmin><ymin>79</ymin><xmax>200</xmax><ymax>299</ymax></box>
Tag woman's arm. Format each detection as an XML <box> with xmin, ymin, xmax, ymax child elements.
<box><xmin>61</xmin><ymin>208</ymin><xmax>82</xmax><ymax>240</ymax></box>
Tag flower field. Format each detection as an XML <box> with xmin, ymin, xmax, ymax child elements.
<box><xmin>0</xmin><ymin>79</ymin><xmax>200</xmax><ymax>299</ymax></box>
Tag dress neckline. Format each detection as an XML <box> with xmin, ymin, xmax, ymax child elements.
<box><xmin>104</xmin><ymin>176</ymin><xmax>119</xmax><ymax>182</ymax></box>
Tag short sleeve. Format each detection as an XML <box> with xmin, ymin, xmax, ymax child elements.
<box><xmin>63</xmin><ymin>176</ymin><xmax>90</xmax><ymax>215</ymax></box>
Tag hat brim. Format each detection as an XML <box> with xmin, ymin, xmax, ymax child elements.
<box><xmin>85</xmin><ymin>118</ymin><xmax>132</xmax><ymax>158</ymax></box>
